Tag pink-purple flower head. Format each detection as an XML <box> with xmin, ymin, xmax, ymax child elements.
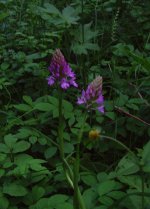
<box><xmin>77</xmin><ymin>76</ymin><xmax>104</xmax><ymax>113</ymax></box>
<box><xmin>47</xmin><ymin>49</ymin><xmax>78</xmax><ymax>90</ymax></box>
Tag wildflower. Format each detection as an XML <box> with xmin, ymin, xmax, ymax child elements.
<box><xmin>77</xmin><ymin>76</ymin><xmax>104</xmax><ymax>113</ymax></box>
<box><xmin>89</xmin><ymin>129</ymin><xmax>100</xmax><ymax>140</ymax></box>
<box><xmin>47</xmin><ymin>49</ymin><xmax>78</xmax><ymax>89</ymax></box>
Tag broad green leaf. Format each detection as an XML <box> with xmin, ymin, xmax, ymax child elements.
<box><xmin>14</xmin><ymin>104</ymin><xmax>31</xmax><ymax>112</ymax></box>
<box><xmin>44</xmin><ymin>147</ymin><xmax>57</xmax><ymax>159</ymax></box>
<box><xmin>64</xmin><ymin>142</ymin><xmax>74</xmax><ymax>154</ymax></box>
<box><xmin>0</xmin><ymin>143</ymin><xmax>10</xmax><ymax>153</ymax></box>
<box><xmin>34</xmin><ymin>102</ymin><xmax>54</xmax><ymax>112</ymax></box>
<box><xmin>3</xmin><ymin>184</ymin><xmax>28</xmax><ymax>197</ymax></box>
<box><xmin>32</xmin><ymin>186</ymin><xmax>45</xmax><ymax>202</ymax></box>
<box><xmin>23</xmin><ymin>96</ymin><xmax>33</xmax><ymax>105</ymax></box>
<box><xmin>0</xmin><ymin>196</ymin><xmax>9</xmax><ymax>209</ymax></box>
<box><xmin>98</xmin><ymin>180</ymin><xmax>116</xmax><ymax>196</ymax></box>
<box><xmin>13</xmin><ymin>141</ymin><xmax>30</xmax><ymax>153</ymax></box>
<box><xmin>4</xmin><ymin>134</ymin><xmax>18</xmax><ymax>148</ymax></box>
<box><xmin>48</xmin><ymin>194</ymin><xmax>68</xmax><ymax>206</ymax></box>
<box><xmin>82</xmin><ymin>173</ymin><xmax>97</xmax><ymax>186</ymax></box>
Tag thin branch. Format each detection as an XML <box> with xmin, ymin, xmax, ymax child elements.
<box><xmin>115</xmin><ymin>106</ymin><xmax>150</xmax><ymax>126</ymax></box>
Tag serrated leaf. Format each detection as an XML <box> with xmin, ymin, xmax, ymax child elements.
<box><xmin>44</xmin><ymin>3</ymin><xmax>61</xmax><ymax>15</ymax></box>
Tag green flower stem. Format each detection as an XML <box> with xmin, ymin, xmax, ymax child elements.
<box><xmin>58</xmin><ymin>87</ymin><xmax>64</xmax><ymax>159</ymax></box>
<box><xmin>140</xmin><ymin>166</ymin><xmax>145</xmax><ymax>209</ymax></box>
<box><xmin>101</xmin><ymin>135</ymin><xmax>136</xmax><ymax>159</ymax></box>
<box><xmin>73</xmin><ymin>113</ymin><xmax>87</xmax><ymax>209</ymax></box>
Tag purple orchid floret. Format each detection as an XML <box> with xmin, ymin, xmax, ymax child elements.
<box><xmin>77</xmin><ymin>76</ymin><xmax>104</xmax><ymax>113</ymax></box>
<box><xmin>47</xmin><ymin>49</ymin><xmax>78</xmax><ymax>90</ymax></box>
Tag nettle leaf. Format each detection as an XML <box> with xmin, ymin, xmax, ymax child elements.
<box><xmin>3</xmin><ymin>183</ymin><xmax>28</xmax><ymax>197</ymax></box>
<box><xmin>12</xmin><ymin>141</ymin><xmax>30</xmax><ymax>153</ymax></box>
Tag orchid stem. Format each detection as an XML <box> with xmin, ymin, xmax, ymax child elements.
<box><xmin>73</xmin><ymin>113</ymin><xmax>87</xmax><ymax>209</ymax></box>
<box><xmin>58</xmin><ymin>87</ymin><xmax>64</xmax><ymax>159</ymax></box>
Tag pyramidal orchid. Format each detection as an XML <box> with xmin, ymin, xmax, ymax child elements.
<box><xmin>77</xmin><ymin>76</ymin><xmax>104</xmax><ymax>113</ymax></box>
<box><xmin>47</xmin><ymin>49</ymin><xmax>78</xmax><ymax>90</ymax></box>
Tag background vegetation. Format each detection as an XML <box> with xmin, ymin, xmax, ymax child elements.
<box><xmin>0</xmin><ymin>0</ymin><xmax>150</xmax><ymax>209</ymax></box>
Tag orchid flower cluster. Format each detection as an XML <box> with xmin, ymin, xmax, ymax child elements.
<box><xmin>47</xmin><ymin>49</ymin><xmax>78</xmax><ymax>89</ymax></box>
<box><xmin>47</xmin><ymin>49</ymin><xmax>104</xmax><ymax>113</ymax></box>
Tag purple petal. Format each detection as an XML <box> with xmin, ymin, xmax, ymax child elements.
<box><xmin>96</xmin><ymin>95</ymin><xmax>104</xmax><ymax>104</ymax></box>
<box><xmin>97</xmin><ymin>105</ymin><xmax>104</xmax><ymax>113</ymax></box>
<box><xmin>77</xmin><ymin>97</ymin><xmax>85</xmax><ymax>104</ymax></box>
<box><xmin>61</xmin><ymin>79</ymin><xmax>70</xmax><ymax>89</ymax></box>
<box><xmin>70</xmin><ymin>79</ymin><xmax>78</xmax><ymax>87</ymax></box>
<box><xmin>47</xmin><ymin>76</ymin><xmax>55</xmax><ymax>86</ymax></box>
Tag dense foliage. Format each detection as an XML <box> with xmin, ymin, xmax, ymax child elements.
<box><xmin>0</xmin><ymin>0</ymin><xmax>150</xmax><ymax>209</ymax></box>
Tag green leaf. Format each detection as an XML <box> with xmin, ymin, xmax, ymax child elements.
<box><xmin>23</xmin><ymin>96</ymin><xmax>33</xmax><ymax>105</ymax></box>
<box><xmin>57</xmin><ymin>203</ymin><xmax>73</xmax><ymax>209</ymax></box>
<box><xmin>38</xmin><ymin>137</ymin><xmax>47</xmax><ymax>145</ymax></box>
<box><xmin>14</xmin><ymin>104</ymin><xmax>32</xmax><ymax>112</ymax></box>
<box><xmin>62</xmin><ymin>6</ymin><xmax>79</xmax><ymax>25</ymax></box>
<box><xmin>0</xmin><ymin>143</ymin><xmax>10</xmax><ymax>153</ymax></box>
<box><xmin>82</xmin><ymin>173</ymin><xmax>97</xmax><ymax>186</ymax></box>
<box><xmin>105</xmin><ymin>112</ymin><xmax>115</xmax><ymax>120</ymax></box>
<box><xmin>34</xmin><ymin>102</ymin><xmax>54</xmax><ymax>112</ymax></box>
<box><xmin>129</xmin><ymin>52</ymin><xmax>150</xmax><ymax>74</ymax></box>
<box><xmin>64</xmin><ymin>142</ymin><xmax>74</xmax><ymax>154</ymax></box>
<box><xmin>83</xmin><ymin>188</ymin><xmax>96</xmax><ymax>209</ymax></box>
<box><xmin>44</xmin><ymin>147</ymin><xmax>57</xmax><ymax>159</ymax></box>
<box><xmin>98</xmin><ymin>196</ymin><xmax>114</xmax><ymax>206</ymax></box>
<box><xmin>32</xmin><ymin>186</ymin><xmax>45</xmax><ymax>202</ymax></box>
<box><xmin>3</xmin><ymin>184</ymin><xmax>28</xmax><ymax>197</ymax></box>
<box><xmin>48</xmin><ymin>194</ymin><xmax>68</xmax><ymax>206</ymax></box>
<box><xmin>142</xmin><ymin>140</ymin><xmax>150</xmax><ymax>163</ymax></box>
<box><xmin>12</xmin><ymin>141</ymin><xmax>30</xmax><ymax>153</ymax></box>
<box><xmin>107</xmin><ymin>191</ymin><xmax>125</xmax><ymax>200</ymax></box>
<box><xmin>98</xmin><ymin>180</ymin><xmax>116</xmax><ymax>196</ymax></box>
<box><xmin>44</xmin><ymin>3</ymin><xmax>61</xmax><ymax>15</ymax></box>
<box><xmin>0</xmin><ymin>196</ymin><xmax>9</xmax><ymax>209</ymax></box>
<box><xmin>4</xmin><ymin>134</ymin><xmax>18</xmax><ymax>149</ymax></box>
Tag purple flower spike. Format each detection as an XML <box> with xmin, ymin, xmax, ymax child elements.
<box><xmin>47</xmin><ymin>49</ymin><xmax>78</xmax><ymax>90</ymax></box>
<box><xmin>77</xmin><ymin>76</ymin><xmax>104</xmax><ymax>113</ymax></box>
